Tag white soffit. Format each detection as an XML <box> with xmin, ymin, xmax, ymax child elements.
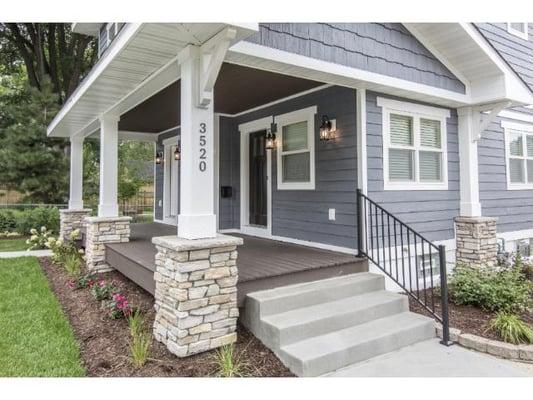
<box><xmin>405</xmin><ymin>23</ymin><xmax>533</xmax><ymax>106</ymax></box>
<box><xmin>71</xmin><ymin>23</ymin><xmax>101</xmax><ymax>37</ymax></box>
<box><xmin>48</xmin><ymin>23</ymin><xmax>258</xmax><ymax>138</ymax></box>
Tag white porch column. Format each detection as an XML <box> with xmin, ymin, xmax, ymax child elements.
<box><xmin>457</xmin><ymin>107</ymin><xmax>482</xmax><ymax>217</ymax></box>
<box><xmin>98</xmin><ymin>114</ymin><xmax>120</xmax><ymax>217</ymax></box>
<box><xmin>177</xmin><ymin>46</ymin><xmax>217</xmax><ymax>239</ymax></box>
<box><xmin>68</xmin><ymin>136</ymin><xmax>84</xmax><ymax>209</ymax></box>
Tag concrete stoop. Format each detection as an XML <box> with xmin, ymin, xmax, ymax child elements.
<box><xmin>241</xmin><ymin>273</ymin><xmax>435</xmax><ymax>377</ymax></box>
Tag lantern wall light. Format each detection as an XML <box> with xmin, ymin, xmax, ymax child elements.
<box><xmin>155</xmin><ymin>151</ymin><xmax>163</xmax><ymax>165</ymax></box>
<box><xmin>319</xmin><ymin>115</ymin><xmax>337</xmax><ymax>141</ymax></box>
<box><xmin>174</xmin><ymin>145</ymin><xmax>181</xmax><ymax>161</ymax></box>
<box><xmin>265</xmin><ymin>116</ymin><xmax>278</xmax><ymax>150</ymax></box>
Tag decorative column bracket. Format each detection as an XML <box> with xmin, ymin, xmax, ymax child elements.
<box><xmin>471</xmin><ymin>101</ymin><xmax>512</xmax><ymax>142</ymax></box>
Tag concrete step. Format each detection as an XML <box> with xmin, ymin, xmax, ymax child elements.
<box><xmin>243</xmin><ymin>273</ymin><xmax>384</xmax><ymax>319</ymax></box>
<box><xmin>260</xmin><ymin>290</ymin><xmax>409</xmax><ymax>349</ymax></box>
<box><xmin>279</xmin><ymin>312</ymin><xmax>435</xmax><ymax>377</ymax></box>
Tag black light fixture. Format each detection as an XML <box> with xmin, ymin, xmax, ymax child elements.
<box><xmin>174</xmin><ymin>145</ymin><xmax>181</xmax><ymax>161</ymax></box>
<box><xmin>265</xmin><ymin>116</ymin><xmax>277</xmax><ymax>150</ymax></box>
<box><xmin>319</xmin><ymin>115</ymin><xmax>335</xmax><ymax>141</ymax></box>
<box><xmin>155</xmin><ymin>151</ymin><xmax>163</xmax><ymax>165</ymax></box>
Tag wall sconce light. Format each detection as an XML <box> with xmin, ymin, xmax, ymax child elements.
<box><xmin>174</xmin><ymin>145</ymin><xmax>181</xmax><ymax>161</ymax></box>
<box><xmin>265</xmin><ymin>117</ymin><xmax>277</xmax><ymax>150</ymax></box>
<box><xmin>155</xmin><ymin>151</ymin><xmax>163</xmax><ymax>165</ymax></box>
<box><xmin>319</xmin><ymin>115</ymin><xmax>336</xmax><ymax>141</ymax></box>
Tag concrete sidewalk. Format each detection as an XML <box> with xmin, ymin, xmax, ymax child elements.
<box><xmin>0</xmin><ymin>249</ymin><xmax>52</xmax><ymax>259</ymax></box>
<box><xmin>326</xmin><ymin>339</ymin><xmax>533</xmax><ymax>377</ymax></box>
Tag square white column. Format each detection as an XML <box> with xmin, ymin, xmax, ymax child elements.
<box><xmin>68</xmin><ymin>136</ymin><xmax>84</xmax><ymax>209</ymax></box>
<box><xmin>457</xmin><ymin>107</ymin><xmax>482</xmax><ymax>217</ymax></box>
<box><xmin>177</xmin><ymin>47</ymin><xmax>217</xmax><ymax>239</ymax></box>
<box><xmin>98</xmin><ymin>114</ymin><xmax>120</xmax><ymax>217</ymax></box>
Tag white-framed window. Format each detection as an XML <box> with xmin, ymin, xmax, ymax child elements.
<box><xmin>377</xmin><ymin>97</ymin><xmax>450</xmax><ymax>191</ymax></box>
<box><xmin>417</xmin><ymin>253</ymin><xmax>440</xmax><ymax>281</ymax></box>
<box><xmin>503</xmin><ymin>121</ymin><xmax>533</xmax><ymax>189</ymax></box>
<box><xmin>507</xmin><ymin>23</ymin><xmax>529</xmax><ymax>40</ymax></box>
<box><xmin>276</xmin><ymin>106</ymin><xmax>316</xmax><ymax>190</ymax></box>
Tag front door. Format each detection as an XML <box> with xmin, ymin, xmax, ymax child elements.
<box><xmin>249</xmin><ymin>130</ymin><xmax>268</xmax><ymax>227</ymax></box>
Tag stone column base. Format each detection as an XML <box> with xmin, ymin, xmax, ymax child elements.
<box><xmin>455</xmin><ymin>216</ymin><xmax>498</xmax><ymax>268</ymax></box>
<box><xmin>152</xmin><ymin>234</ymin><xmax>243</xmax><ymax>357</ymax></box>
<box><xmin>85</xmin><ymin>216</ymin><xmax>131</xmax><ymax>273</ymax></box>
<box><xmin>59</xmin><ymin>209</ymin><xmax>92</xmax><ymax>240</ymax></box>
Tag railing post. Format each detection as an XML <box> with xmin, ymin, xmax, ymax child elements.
<box><xmin>438</xmin><ymin>244</ymin><xmax>452</xmax><ymax>346</ymax></box>
<box><xmin>356</xmin><ymin>189</ymin><xmax>363</xmax><ymax>257</ymax></box>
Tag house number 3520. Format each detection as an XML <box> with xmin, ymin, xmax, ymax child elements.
<box><xmin>199</xmin><ymin>122</ymin><xmax>207</xmax><ymax>172</ymax></box>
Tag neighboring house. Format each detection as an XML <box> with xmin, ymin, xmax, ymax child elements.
<box><xmin>50</xmin><ymin>23</ymin><xmax>533</xmax><ymax>376</ymax></box>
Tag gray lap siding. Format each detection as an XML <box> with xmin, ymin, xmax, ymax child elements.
<box><xmin>366</xmin><ymin>91</ymin><xmax>460</xmax><ymax>242</ymax></box>
<box><xmin>218</xmin><ymin>85</ymin><xmax>359</xmax><ymax>249</ymax></box>
<box><xmin>478</xmin><ymin>118</ymin><xmax>533</xmax><ymax>233</ymax></box>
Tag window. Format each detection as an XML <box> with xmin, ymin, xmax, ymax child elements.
<box><xmin>503</xmin><ymin>121</ymin><xmax>533</xmax><ymax>189</ymax></box>
<box><xmin>377</xmin><ymin>97</ymin><xmax>450</xmax><ymax>191</ymax></box>
<box><xmin>417</xmin><ymin>253</ymin><xmax>440</xmax><ymax>281</ymax></box>
<box><xmin>276</xmin><ymin>106</ymin><xmax>316</xmax><ymax>190</ymax></box>
<box><xmin>507</xmin><ymin>23</ymin><xmax>528</xmax><ymax>40</ymax></box>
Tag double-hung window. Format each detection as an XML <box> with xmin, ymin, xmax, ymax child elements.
<box><xmin>377</xmin><ymin>97</ymin><xmax>450</xmax><ymax>191</ymax></box>
<box><xmin>503</xmin><ymin>121</ymin><xmax>533</xmax><ymax>189</ymax></box>
<box><xmin>276</xmin><ymin>106</ymin><xmax>316</xmax><ymax>190</ymax></box>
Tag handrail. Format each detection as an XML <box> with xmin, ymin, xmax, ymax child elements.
<box><xmin>356</xmin><ymin>189</ymin><xmax>451</xmax><ymax>345</ymax></box>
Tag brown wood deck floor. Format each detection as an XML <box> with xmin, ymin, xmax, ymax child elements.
<box><xmin>105</xmin><ymin>223</ymin><xmax>368</xmax><ymax>303</ymax></box>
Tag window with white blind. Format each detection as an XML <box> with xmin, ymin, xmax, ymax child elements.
<box><xmin>503</xmin><ymin>121</ymin><xmax>533</xmax><ymax>189</ymax></box>
<box><xmin>507</xmin><ymin>23</ymin><xmax>528</xmax><ymax>40</ymax></box>
<box><xmin>276</xmin><ymin>106</ymin><xmax>316</xmax><ymax>190</ymax></box>
<box><xmin>377</xmin><ymin>97</ymin><xmax>450</xmax><ymax>191</ymax></box>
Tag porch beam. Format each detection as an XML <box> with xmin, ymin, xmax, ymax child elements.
<box><xmin>177</xmin><ymin>45</ymin><xmax>217</xmax><ymax>239</ymax></box>
<box><xmin>98</xmin><ymin>114</ymin><xmax>120</xmax><ymax>217</ymax></box>
<box><xmin>68</xmin><ymin>135</ymin><xmax>84</xmax><ymax>209</ymax></box>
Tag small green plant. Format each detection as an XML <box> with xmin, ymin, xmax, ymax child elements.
<box><xmin>46</xmin><ymin>229</ymin><xmax>83</xmax><ymax>267</ymax></box>
<box><xmin>449</xmin><ymin>264</ymin><xmax>532</xmax><ymax>312</ymax></box>
<box><xmin>214</xmin><ymin>344</ymin><xmax>246</xmax><ymax>377</ymax></box>
<box><xmin>128</xmin><ymin>311</ymin><xmax>151</xmax><ymax>369</ymax></box>
<box><xmin>74</xmin><ymin>273</ymin><xmax>97</xmax><ymax>289</ymax></box>
<box><xmin>63</xmin><ymin>252</ymin><xmax>82</xmax><ymax>278</ymax></box>
<box><xmin>90</xmin><ymin>279</ymin><xmax>118</xmax><ymax>301</ymax></box>
<box><xmin>103</xmin><ymin>293</ymin><xmax>133</xmax><ymax>319</ymax></box>
<box><xmin>488</xmin><ymin>313</ymin><xmax>533</xmax><ymax>345</ymax></box>
<box><xmin>26</xmin><ymin>226</ymin><xmax>53</xmax><ymax>250</ymax></box>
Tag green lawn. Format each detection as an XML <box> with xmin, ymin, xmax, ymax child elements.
<box><xmin>0</xmin><ymin>257</ymin><xmax>85</xmax><ymax>376</ymax></box>
<box><xmin>0</xmin><ymin>238</ymin><xmax>29</xmax><ymax>252</ymax></box>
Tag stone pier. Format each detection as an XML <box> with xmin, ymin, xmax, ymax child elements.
<box><xmin>455</xmin><ymin>216</ymin><xmax>498</xmax><ymax>268</ymax></box>
<box><xmin>59</xmin><ymin>209</ymin><xmax>92</xmax><ymax>240</ymax></box>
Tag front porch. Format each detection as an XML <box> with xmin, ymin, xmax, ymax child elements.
<box><xmin>104</xmin><ymin>223</ymin><xmax>368</xmax><ymax>306</ymax></box>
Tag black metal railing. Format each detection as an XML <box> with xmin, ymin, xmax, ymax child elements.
<box><xmin>356</xmin><ymin>189</ymin><xmax>451</xmax><ymax>345</ymax></box>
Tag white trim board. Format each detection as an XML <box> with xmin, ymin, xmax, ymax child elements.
<box><xmin>499</xmin><ymin>110</ymin><xmax>533</xmax><ymax>124</ymax></box>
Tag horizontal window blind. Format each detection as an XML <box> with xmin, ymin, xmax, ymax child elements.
<box><xmin>420</xmin><ymin>118</ymin><xmax>441</xmax><ymax>148</ymax></box>
<box><xmin>527</xmin><ymin>135</ymin><xmax>533</xmax><ymax>157</ymax></box>
<box><xmin>528</xmin><ymin>160</ymin><xmax>533</xmax><ymax>183</ymax></box>
<box><xmin>389</xmin><ymin>149</ymin><xmax>414</xmax><ymax>181</ymax></box>
<box><xmin>390</xmin><ymin>114</ymin><xmax>413</xmax><ymax>146</ymax></box>
<box><xmin>282</xmin><ymin>153</ymin><xmax>310</xmax><ymax>182</ymax></box>
<box><xmin>282</xmin><ymin>121</ymin><xmax>308</xmax><ymax>152</ymax></box>
<box><xmin>419</xmin><ymin>151</ymin><xmax>442</xmax><ymax>181</ymax></box>
<box><xmin>510</xmin><ymin>158</ymin><xmax>525</xmax><ymax>183</ymax></box>
<box><xmin>509</xmin><ymin>132</ymin><xmax>523</xmax><ymax>156</ymax></box>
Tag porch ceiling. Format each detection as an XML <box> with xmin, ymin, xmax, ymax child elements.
<box><xmin>118</xmin><ymin>63</ymin><xmax>323</xmax><ymax>133</ymax></box>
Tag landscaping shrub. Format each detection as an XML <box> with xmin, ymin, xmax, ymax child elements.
<box><xmin>128</xmin><ymin>311</ymin><xmax>151</xmax><ymax>368</ymax></box>
<box><xmin>103</xmin><ymin>293</ymin><xmax>133</xmax><ymax>319</ymax></box>
<box><xmin>0</xmin><ymin>209</ymin><xmax>17</xmax><ymax>232</ymax></box>
<box><xmin>488</xmin><ymin>313</ymin><xmax>533</xmax><ymax>345</ymax></box>
<box><xmin>214</xmin><ymin>344</ymin><xmax>246</xmax><ymax>377</ymax></box>
<box><xmin>90</xmin><ymin>279</ymin><xmax>118</xmax><ymax>301</ymax></box>
<box><xmin>73</xmin><ymin>273</ymin><xmax>97</xmax><ymax>290</ymax></box>
<box><xmin>46</xmin><ymin>230</ymin><xmax>82</xmax><ymax>267</ymax></box>
<box><xmin>63</xmin><ymin>253</ymin><xmax>82</xmax><ymax>278</ymax></box>
<box><xmin>449</xmin><ymin>264</ymin><xmax>532</xmax><ymax>313</ymax></box>
<box><xmin>26</xmin><ymin>226</ymin><xmax>54</xmax><ymax>250</ymax></box>
<box><xmin>16</xmin><ymin>207</ymin><xmax>60</xmax><ymax>235</ymax></box>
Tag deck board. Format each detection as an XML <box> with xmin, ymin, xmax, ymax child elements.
<box><xmin>105</xmin><ymin>223</ymin><xmax>368</xmax><ymax>301</ymax></box>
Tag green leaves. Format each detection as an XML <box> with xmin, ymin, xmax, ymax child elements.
<box><xmin>488</xmin><ymin>313</ymin><xmax>533</xmax><ymax>345</ymax></box>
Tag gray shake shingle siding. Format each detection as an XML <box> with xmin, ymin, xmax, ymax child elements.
<box><xmin>475</xmin><ymin>23</ymin><xmax>533</xmax><ymax>92</ymax></box>
<box><xmin>218</xmin><ymin>86</ymin><xmax>359</xmax><ymax>249</ymax></box>
<box><xmin>366</xmin><ymin>91</ymin><xmax>460</xmax><ymax>242</ymax></box>
<box><xmin>478</xmin><ymin>118</ymin><xmax>533</xmax><ymax>233</ymax></box>
<box><xmin>245</xmin><ymin>23</ymin><xmax>466</xmax><ymax>94</ymax></box>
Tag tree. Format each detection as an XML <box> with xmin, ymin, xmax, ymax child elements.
<box><xmin>0</xmin><ymin>78</ymin><xmax>68</xmax><ymax>203</ymax></box>
<box><xmin>0</xmin><ymin>23</ymin><xmax>96</xmax><ymax>104</ymax></box>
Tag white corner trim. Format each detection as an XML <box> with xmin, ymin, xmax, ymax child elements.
<box><xmin>376</xmin><ymin>97</ymin><xmax>451</xmax><ymax>119</ymax></box>
<box><xmin>275</xmin><ymin>106</ymin><xmax>317</xmax><ymax>191</ymax></box>
<box><xmin>506</xmin><ymin>23</ymin><xmax>529</xmax><ymax>40</ymax></box>
<box><xmin>356</xmin><ymin>89</ymin><xmax>368</xmax><ymax>194</ymax></box>
<box><xmin>379</xmin><ymin>97</ymin><xmax>449</xmax><ymax>191</ymax></box>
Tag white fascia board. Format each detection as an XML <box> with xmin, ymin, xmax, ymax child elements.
<box><xmin>47</xmin><ymin>23</ymin><xmax>143</xmax><ymax>137</ymax></box>
<box><xmin>228</xmin><ymin>41</ymin><xmax>470</xmax><ymax>106</ymax></box>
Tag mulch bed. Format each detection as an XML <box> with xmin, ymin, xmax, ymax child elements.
<box><xmin>39</xmin><ymin>257</ymin><xmax>293</xmax><ymax>377</ymax></box>
<box><xmin>408</xmin><ymin>290</ymin><xmax>533</xmax><ymax>341</ymax></box>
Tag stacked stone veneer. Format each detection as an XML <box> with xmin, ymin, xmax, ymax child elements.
<box><xmin>455</xmin><ymin>216</ymin><xmax>498</xmax><ymax>268</ymax></box>
<box><xmin>59</xmin><ymin>209</ymin><xmax>91</xmax><ymax>240</ymax></box>
<box><xmin>152</xmin><ymin>234</ymin><xmax>243</xmax><ymax>357</ymax></box>
<box><xmin>85</xmin><ymin>216</ymin><xmax>131</xmax><ymax>273</ymax></box>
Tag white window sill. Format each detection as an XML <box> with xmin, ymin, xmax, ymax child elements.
<box><xmin>278</xmin><ymin>182</ymin><xmax>316</xmax><ymax>191</ymax></box>
<box><xmin>506</xmin><ymin>183</ymin><xmax>533</xmax><ymax>191</ymax></box>
<box><xmin>384</xmin><ymin>181</ymin><xmax>448</xmax><ymax>191</ymax></box>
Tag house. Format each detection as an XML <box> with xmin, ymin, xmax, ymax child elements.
<box><xmin>49</xmin><ymin>23</ymin><xmax>533</xmax><ymax>376</ymax></box>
